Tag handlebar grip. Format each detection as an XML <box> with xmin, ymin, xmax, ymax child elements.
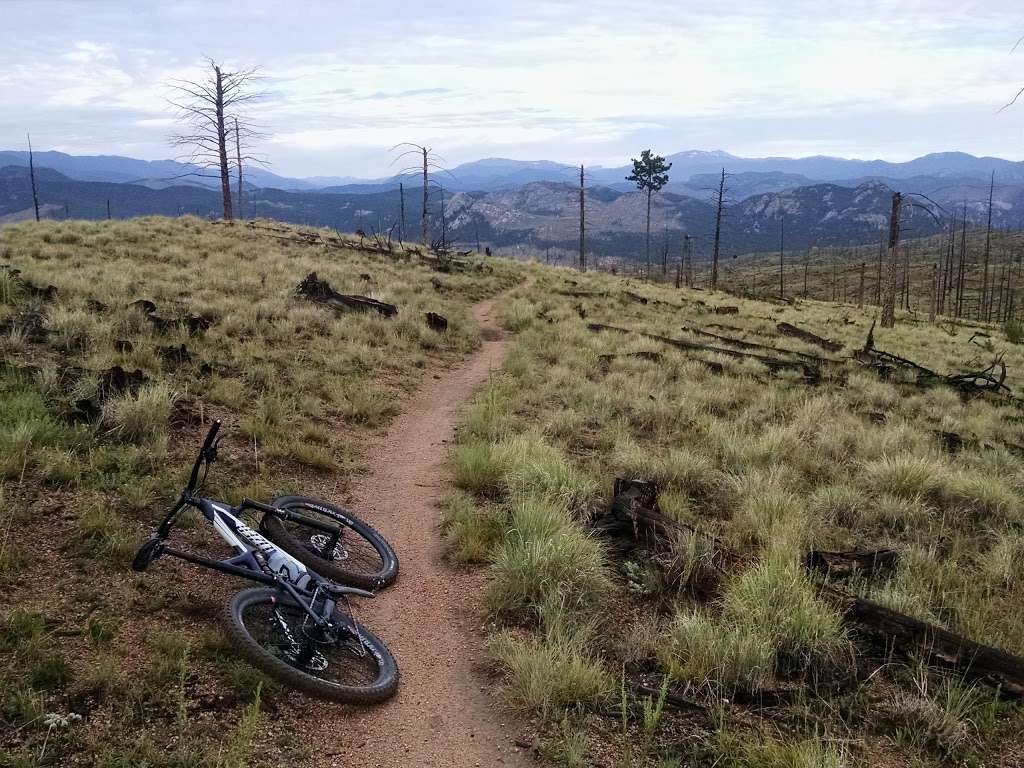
<box><xmin>202</xmin><ymin>420</ymin><xmax>221</xmax><ymax>450</ymax></box>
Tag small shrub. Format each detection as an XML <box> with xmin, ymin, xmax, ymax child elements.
<box><xmin>1003</xmin><ymin>319</ymin><xmax>1024</xmax><ymax>344</ymax></box>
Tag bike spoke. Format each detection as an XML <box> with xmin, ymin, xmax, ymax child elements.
<box><xmin>241</xmin><ymin>599</ymin><xmax>383</xmax><ymax>687</ymax></box>
<box><xmin>285</xmin><ymin>508</ymin><xmax>385</xmax><ymax>574</ymax></box>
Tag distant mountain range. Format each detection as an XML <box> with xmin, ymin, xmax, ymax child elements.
<box><xmin>2</xmin><ymin>149</ymin><xmax>1023</xmax><ymax>261</ymax></box>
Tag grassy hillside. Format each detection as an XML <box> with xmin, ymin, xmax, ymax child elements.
<box><xmin>0</xmin><ymin>217</ymin><xmax>520</xmax><ymax>766</ymax></box>
<box><xmin>449</xmin><ymin>267</ymin><xmax>1024</xmax><ymax>766</ymax></box>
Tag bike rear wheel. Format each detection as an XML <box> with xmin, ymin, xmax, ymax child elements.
<box><xmin>223</xmin><ymin>587</ymin><xmax>398</xmax><ymax>704</ymax></box>
<box><xmin>260</xmin><ymin>495</ymin><xmax>398</xmax><ymax>590</ymax></box>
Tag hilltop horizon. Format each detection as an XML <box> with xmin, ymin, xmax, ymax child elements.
<box><xmin>4</xmin><ymin>146</ymin><xmax>1024</xmax><ymax>192</ymax></box>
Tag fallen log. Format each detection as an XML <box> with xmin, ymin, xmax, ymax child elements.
<box><xmin>776</xmin><ymin>322</ymin><xmax>844</xmax><ymax>353</ymax></box>
<box><xmin>804</xmin><ymin>549</ymin><xmax>898</xmax><ymax>580</ymax></box>
<box><xmin>587</xmin><ymin>323</ymin><xmax>823</xmax><ymax>381</ymax></box>
<box><xmin>858</xmin><ymin>321</ymin><xmax>1014</xmax><ymax>398</ymax></box>
<box><xmin>679</xmin><ymin>324</ymin><xmax>836</xmax><ymax>364</ymax></box>
<box><xmin>624</xmin><ymin>291</ymin><xmax>649</xmax><ymax>304</ymax></box>
<box><xmin>714</xmin><ymin>305</ymin><xmax>739</xmax><ymax>315</ymax></box>
<box><xmin>296</xmin><ymin>272</ymin><xmax>398</xmax><ymax>318</ymax></box>
<box><xmin>821</xmin><ymin>586</ymin><xmax>1024</xmax><ymax>697</ymax></box>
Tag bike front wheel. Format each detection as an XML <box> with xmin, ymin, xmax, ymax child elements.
<box><xmin>223</xmin><ymin>587</ymin><xmax>399</xmax><ymax>704</ymax></box>
<box><xmin>260</xmin><ymin>495</ymin><xmax>398</xmax><ymax>590</ymax></box>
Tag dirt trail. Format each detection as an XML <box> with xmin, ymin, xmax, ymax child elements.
<box><xmin>310</xmin><ymin>293</ymin><xmax>534</xmax><ymax>767</ymax></box>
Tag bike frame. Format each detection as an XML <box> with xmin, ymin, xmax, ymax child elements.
<box><xmin>137</xmin><ymin>420</ymin><xmax>374</xmax><ymax>628</ymax></box>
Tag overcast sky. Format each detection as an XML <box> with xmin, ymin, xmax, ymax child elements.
<box><xmin>2</xmin><ymin>1</ymin><xmax>1023</xmax><ymax>178</ymax></box>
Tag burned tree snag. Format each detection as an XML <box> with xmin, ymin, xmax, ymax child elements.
<box><xmin>27</xmin><ymin>133</ymin><xmax>40</xmax><ymax>222</ymax></box>
<box><xmin>579</xmin><ymin>164</ymin><xmax>586</xmax><ymax>272</ymax></box>
<box><xmin>779</xmin><ymin>216</ymin><xmax>785</xmax><ymax>299</ymax></box>
<box><xmin>881</xmin><ymin>192</ymin><xmax>902</xmax><ymax>328</ymax></box>
<box><xmin>711</xmin><ymin>168</ymin><xmax>727</xmax><ymax>291</ymax></box>
<box><xmin>296</xmin><ymin>272</ymin><xmax>398</xmax><ymax>317</ymax></box>
<box><xmin>425</xmin><ymin>312</ymin><xmax>448</xmax><ymax>332</ymax></box>
<box><xmin>982</xmin><ymin>173</ymin><xmax>994</xmax><ymax>321</ymax></box>
<box><xmin>956</xmin><ymin>206</ymin><xmax>968</xmax><ymax>319</ymax></box>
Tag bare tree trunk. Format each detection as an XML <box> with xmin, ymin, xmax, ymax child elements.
<box><xmin>1008</xmin><ymin>251</ymin><xmax>1019</xmax><ymax>322</ymax></box>
<box><xmin>421</xmin><ymin>147</ymin><xmax>429</xmax><ymax>246</ymax></box>
<box><xmin>955</xmin><ymin>205</ymin><xmax>968</xmax><ymax>319</ymax></box>
<box><xmin>683</xmin><ymin>234</ymin><xmax>693</xmax><ymax>287</ymax></box>
<box><xmin>579</xmin><ymin>164</ymin><xmax>586</xmax><ymax>272</ymax></box>
<box><xmin>234</xmin><ymin>117</ymin><xmax>244</xmax><ymax>220</ymax></box>
<box><xmin>982</xmin><ymin>172</ymin><xmax>994</xmax><ymax>321</ymax></box>
<box><xmin>106</xmin><ymin>199</ymin><xmax>111</xmax><ymax>220</ymax></box>
<box><xmin>929</xmin><ymin>262</ymin><xmax>938</xmax><ymax>323</ymax></box>
<box><xmin>940</xmin><ymin>212</ymin><xmax>955</xmax><ymax>315</ymax></box>
<box><xmin>779</xmin><ymin>216</ymin><xmax>785</xmax><ymax>299</ymax></box>
<box><xmin>881</xmin><ymin>192</ymin><xmax>902</xmax><ymax>328</ymax></box>
<box><xmin>27</xmin><ymin>133</ymin><xmax>40</xmax><ymax>222</ymax></box>
<box><xmin>901</xmin><ymin>245</ymin><xmax>910</xmax><ymax>310</ymax></box>
<box><xmin>645</xmin><ymin>187</ymin><xmax>652</xmax><ymax>279</ymax></box>
<box><xmin>803</xmin><ymin>250</ymin><xmax>810</xmax><ymax>297</ymax></box>
<box><xmin>439</xmin><ymin>185</ymin><xmax>446</xmax><ymax>249</ymax></box>
<box><xmin>858</xmin><ymin>261</ymin><xmax>866</xmax><ymax>309</ymax></box>
<box><xmin>211</xmin><ymin>66</ymin><xmax>234</xmax><ymax>220</ymax></box>
<box><xmin>711</xmin><ymin>168</ymin><xmax>725</xmax><ymax>291</ymax></box>
<box><xmin>875</xmin><ymin>231</ymin><xmax>884</xmax><ymax>306</ymax></box>
<box><xmin>399</xmin><ymin>182</ymin><xmax>405</xmax><ymax>243</ymax></box>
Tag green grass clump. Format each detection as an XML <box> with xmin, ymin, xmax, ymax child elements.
<box><xmin>941</xmin><ymin>469</ymin><xmax>1021</xmax><ymax>522</ymax></box>
<box><xmin>716</xmin><ymin>733</ymin><xmax>847</xmax><ymax>768</ymax></box>
<box><xmin>486</xmin><ymin>494</ymin><xmax>609</xmax><ymax>618</ymax></box>
<box><xmin>451</xmin><ymin>440</ymin><xmax>505</xmax><ymax>497</ymax></box>
<box><xmin>862</xmin><ymin>453</ymin><xmax>945</xmax><ymax>500</ymax></box>
<box><xmin>489</xmin><ymin>595</ymin><xmax>612</xmax><ymax>718</ymax></box>
<box><xmin>664</xmin><ymin>554</ymin><xmax>848</xmax><ymax>692</ymax></box>
<box><xmin>441</xmin><ymin>491</ymin><xmax>505</xmax><ymax>562</ymax></box>
<box><xmin>102</xmin><ymin>382</ymin><xmax>176</xmax><ymax>446</ymax></box>
<box><xmin>662</xmin><ymin>608</ymin><xmax>774</xmax><ymax>691</ymax></box>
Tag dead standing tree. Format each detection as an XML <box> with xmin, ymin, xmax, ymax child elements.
<box><xmin>709</xmin><ymin>168</ymin><xmax>731</xmax><ymax>291</ymax></box>
<box><xmin>880</xmin><ymin>192</ymin><xmax>902</xmax><ymax>328</ymax></box>
<box><xmin>390</xmin><ymin>144</ymin><xmax>452</xmax><ymax>247</ymax></box>
<box><xmin>26</xmin><ymin>132</ymin><xmax>40</xmax><ymax>222</ymax></box>
<box><xmin>579</xmin><ymin>164</ymin><xmax>587</xmax><ymax>272</ymax></box>
<box><xmin>626</xmin><ymin>150</ymin><xmax>672</xmax><ymax>280</ymax></box>
<box><xmin>168</xmin><ymin>59</ymin><xmax>264</xmax><ymax>220</ymax></box>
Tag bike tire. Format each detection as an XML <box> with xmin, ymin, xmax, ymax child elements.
<box><xmin>223</xmin><ymin>587</ymin><xmax>399</xmax><ymax>704</ymax></box>
<box><xmin>260</xmin><ymin>495</ymin><xmax>398</xmax><ymax>590</ymax></box>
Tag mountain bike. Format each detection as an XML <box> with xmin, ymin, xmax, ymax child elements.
<box><xmin>131</xmin><ymin>420</ymin><xmax>399</xmax><ymax>703</ymax></box>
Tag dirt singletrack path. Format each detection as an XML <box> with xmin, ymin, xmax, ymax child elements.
<box><xmin>313</xmin><ymin>292</ymin><xmax>535</xmax><ymax>767</ymax></box>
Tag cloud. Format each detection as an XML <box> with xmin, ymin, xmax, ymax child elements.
<box><xmin>1</xmin><ymin>0</ymin><xmax>1023</xmax><ymax>176</ymax></box>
